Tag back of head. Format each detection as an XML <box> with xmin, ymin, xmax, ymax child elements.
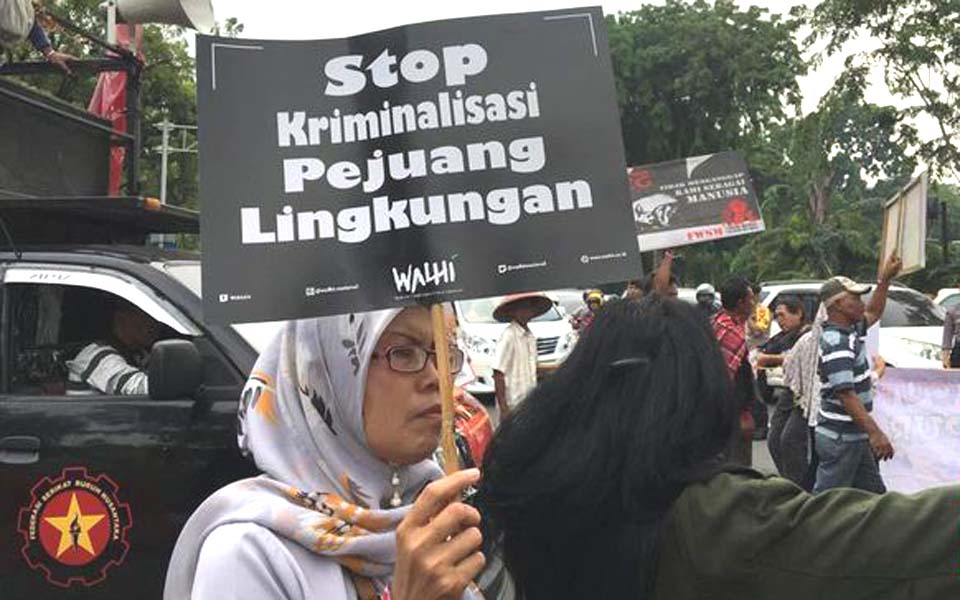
<box><xmin>719</xmin><ymin>276</ymin><xmax>751</xmax><ymax>311</ymax></box>
<box><xmin>476</xmin><ymin>297</ymin><xmax>736</xmax><ymax>600</ymax></box>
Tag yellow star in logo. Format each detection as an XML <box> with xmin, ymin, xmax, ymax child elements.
<box><xmin>43</xmin><ymin>493</ymin><xmax>105</xmax><ymax>558</ymax></box>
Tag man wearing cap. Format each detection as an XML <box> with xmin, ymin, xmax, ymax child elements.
<box><xmin>814</xmin><ymin>255</ymin><xmax>902</xmax><ymax>494</ymax></box>
<box><xmin>492</xmin><ymin>292</ymin><xmax>552</xmax><ymax>419</ymax></box>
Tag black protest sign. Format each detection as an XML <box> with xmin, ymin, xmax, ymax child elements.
<box><xmin>627</xmin><ymin>151</ymin><xmax>764</xmax><ymax>252</ymax></box>
<box><xmin>196</xmin><ymin>7</ymin><xmax>638</xmax><ymax>324</ymax></box>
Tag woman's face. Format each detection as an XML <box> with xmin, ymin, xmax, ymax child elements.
<box><xmin>774</xmin><ymin>304</ymin><xmax>804</xmax><ymax>332</ymax></box>
<box><xmin>363</xmin><ymin>307</ymin><xmax>442</xmax><ymax>466</ymax></box>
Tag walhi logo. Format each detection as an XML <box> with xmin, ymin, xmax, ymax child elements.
<box><xmin>392</xmin><ymin>256</ymin><xmax>457</xmax><ymax>295</ymax></box>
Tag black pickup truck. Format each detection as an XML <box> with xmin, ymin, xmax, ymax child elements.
<box><xmin>0</xmin><ymin>197</ymin><xmax>268</xmax><ymax>598</ymax></box>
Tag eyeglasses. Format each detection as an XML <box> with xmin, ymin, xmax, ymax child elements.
<box><xmin>372</xmin><ymin>345</ymin><xmax>465</xmax><ymax>374</ymax></box>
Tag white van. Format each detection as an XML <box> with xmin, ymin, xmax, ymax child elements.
<box><xmin>454</xmin><ymin>295</ymin><xmax>578</xmax><ymax>395</ymax></box>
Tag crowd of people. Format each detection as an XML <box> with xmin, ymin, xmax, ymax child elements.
<box><xmin>7</xmin><ymin>8</ymin><xmax>958</xmax><ymax>599</ymax></box>
<box><xmin>160</xmin><ymin>245</ymin><xmax>959</xmax><ymax>600</ymax></box>
<box><xmin>551</xmin><ymin>250</ymin><xmax>920</xmax><ymax>498</ymax></box>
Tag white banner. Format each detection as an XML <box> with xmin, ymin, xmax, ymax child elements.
<box><xmin>873</xmin><ymin>368</ymin><xmax>960</xmax><ymax>493</ymax></box>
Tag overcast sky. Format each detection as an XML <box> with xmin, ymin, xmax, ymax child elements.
<box><xmin>200</xmin><ymin>0</ymin><xmax>940</xmax><ymax>176</ymax></box>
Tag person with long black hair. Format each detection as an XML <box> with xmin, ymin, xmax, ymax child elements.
<box><xmin>475</xmin><ymin>296</ymin><xmax>959</xmax><ymax>600</ymax></box>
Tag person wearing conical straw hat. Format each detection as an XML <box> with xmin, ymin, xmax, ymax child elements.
<box><xmin>492</xmin><ymin>292</ymin><xmax>552</xmax><ymax>420</ymax></box>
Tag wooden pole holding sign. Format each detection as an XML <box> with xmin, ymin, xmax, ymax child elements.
<box><xmin>430</xmin><ymin>304</ymin><xmax>460</xmax><ymax>475</ymax></box>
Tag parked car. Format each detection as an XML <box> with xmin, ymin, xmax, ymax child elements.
<box><xmin>760</xmin><ymin>280</ymin><xmax>947</xmax><ymax>369</ymax></box>
<box><xmin>454</xmin><ymin>294</ymin><xmax>577</xmax><ymax>396</ymax></box>
<box><xmin>546</xmin><ymin>288</ymin><xmax>588</xmax><ymax>319</ymax></box>
<box><xmin>934</xmin><ymin>287</ymin><xmax>960</xmax><ymax>311</ymax></box>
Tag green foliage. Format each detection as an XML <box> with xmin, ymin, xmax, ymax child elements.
<box><xmin>728</xmin><ymin>65</ymin><xmax>916</xmax><ymax>284</ymax></box>
<box><xmin>799</xmin><ymin>0</ymin><xmax>960</xmax><ymax>179</ymax></box>
<box><xmin>138</xmin><ymin>25</ymin><xmax>198</xmax><ymax>208</ymax></box>
<box><xmin>606</xmin><ymin>0</ymin><xmax>805</xmax><ymax>166</ymax></box>
<box><xmin>606</xmin><ymin>0</ymin><xmax>808</xmax><ymax>286</ymax></box>
<box><xmin>6</xmin><ymin>0</ymin><xmax>102</xmax><ymax>102</ymax></box>
<box><xmin>212</xmin><ymin>17</ymin><xmax>244</xmax><ymax>37</ymax></box>
<box><xmin>608</xmin><ymin>0</ymin><xmax>960</xmax><ymax>292</ymax></box>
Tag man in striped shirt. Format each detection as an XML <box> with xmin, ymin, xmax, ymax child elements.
<box><xmin>814</xmin><ymin>255</ymin><xmax>902</xmax><ymax>493</ymax></box>
<box><xmin>66</xmin><ymin>305</ymin><xmax>160</xmax><ymax>395</ymax></box>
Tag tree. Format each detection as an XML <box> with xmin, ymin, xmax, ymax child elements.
<box><xmin>787</xmin><ymin>67</ymin><xmax>915</xmax><ymax>227</ymax></box>
<box><xmin>730</xmin><ymin>69</ymin><xmax>915</xmax><ymax>282</ymax></box>
<box><xmin>800</xmin><ymin>0</ymin><xmax>960</xmax><ymax>179</ymax></box>
<box><xmin>606</xmin><ymin>0</ymin><xmax>807</xmax><ymax>282</ymax></box>
<box><xmin>604</xmin><ymin>2</ymin><xmax>938</xmax><ymax>288</ymax></box>
<box><xmin>606</xmin><ymin>0</ymin><xmax>806</xmax><ymax>167</ymax></box>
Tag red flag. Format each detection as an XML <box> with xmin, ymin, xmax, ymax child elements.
<box><xmin>87</xmin><ymin>25</ymin><xmax>143</xmax><ymax>196</ymax></box>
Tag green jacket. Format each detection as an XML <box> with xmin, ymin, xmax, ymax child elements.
<box><xmin>654</xmin><ymin>469</ymin><xmax>959</xmax><ymax>599</ymax></box>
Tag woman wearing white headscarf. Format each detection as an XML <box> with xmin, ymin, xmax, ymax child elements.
<box><xmin>164</xmin><ymin>307</ymin><xmax>485</xmax><ymax>600</ymax></box>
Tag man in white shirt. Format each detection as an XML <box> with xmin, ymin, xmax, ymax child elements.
<box><xmin>492</xmin><ymin>293</ymin><xmax>552</xmax><ymax>419</ymax></box>
<box><xmin>66</xmin><ymin>304</ymin><xmax>160</xmax><ymax>395</ymax></box>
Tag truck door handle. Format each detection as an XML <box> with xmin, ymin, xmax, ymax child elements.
<box><xmin>0</xmin><ymin>436</ymin><xmax>41</xmax><ymax>464</ymax></box>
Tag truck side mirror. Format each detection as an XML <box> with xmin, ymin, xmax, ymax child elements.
<box><xmin>149</xmin><ymin>339</ymin><xmax>203</xmax><ymax>401</ymax></box>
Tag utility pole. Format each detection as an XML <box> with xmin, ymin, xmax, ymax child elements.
<box><xmin>154</xmin><ymin>119</ymin><xmax>197</xmax><ymax>205</ymax></box>
<box><xmin>159</xmin><ymin>118</ymin><xmax>169</xmax><ymax>204</ymax></box>
<box><xmin>153</xmin><ymin>118</ymin><xmax>197</xmax><ymax>247</ymax></box>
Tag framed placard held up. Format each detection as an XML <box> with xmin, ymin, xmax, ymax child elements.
<box><xmin>880</xmin><ymin>172</ymin><xmax>927</xmax><ymax>276</ymax></box>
